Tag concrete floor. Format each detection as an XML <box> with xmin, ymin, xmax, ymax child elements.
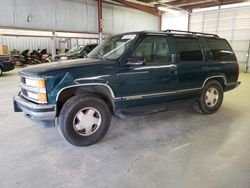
<box><xmin>0</xmin><ymin>67</ymin><xmax>250</xmax><ymax>188</ymax></box>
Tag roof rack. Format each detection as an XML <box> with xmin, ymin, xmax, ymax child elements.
<box><xmin>164</xmin><ymin>30</ymin><xmax>219</xmax><ymax>38</ymax></box>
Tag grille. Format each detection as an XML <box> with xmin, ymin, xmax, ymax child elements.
<box><xmin>20</xmin><ymin>76</ymin><xmax>26</xmax><ymax>84</ymax></box>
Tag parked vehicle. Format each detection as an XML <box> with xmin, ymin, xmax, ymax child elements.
<box><xmin>14</xmin><ymin>30</ymin><xmax>240</xmax><ymax>146</ymax></box>
<box><xmin>20</xmin><ymin>49</ymin><xmax>32</xmax><ymax>65</ymax></box>
<box><xmin>0</xmin><ymin>55</ymin><xmax>15</xmax><ymax>76</ymax></box>
<box><xmin>54</xmin><ymin>44</ymin><xmax>98</xmax><ymax>61</ymax></box>
<box><xmin>40</xmin><ymin>49</ymin><xmax>52</xmax><ymax>63</ymax></box>
<box><xmin>10</xmin><ymin>49</ymin><xmax>22</xmax><ymax>66</ymax></box>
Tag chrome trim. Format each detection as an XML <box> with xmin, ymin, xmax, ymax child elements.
<box><xmin>177</xmin><ymin>87</ymin><xmax>201</xmax><ymax>92</ymax></box>
<box><xmin>19</xmin><ymin>74</ymin><xmax>44</xmax><ymax>80</ymax></box>
<box><xmin>19</xmin><ymin>83</ymin><xmax>46</xmax><ymax>93</ymax></box>
<box><xmin>202</xmin><ymin>75</ymin><xmax>239</xmax><ymax>88</ymax></box>
<box><xmin>123</xmin><ymin>88</ymin><xmax>201</xmax><ymax>100</ymax></box>
<box><xmin>202</xmin><ymin>75</ymin><xmax>226</xmax><ymax>88</ymax></box>
<box><xmin>56</xmin><ymin>83</ymin><xmax>121</xmax><ymax>101</ymax></box>
<box><xmin>14</xmin><ymin>95</ymin><xmax>55</xmax><ymax>121</ymax></box>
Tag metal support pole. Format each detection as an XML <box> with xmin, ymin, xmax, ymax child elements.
<box><xmin>51</xmin><ymin>32</ymin><xmax>56</xmax><ymax>60</ymax></box>
<box><xmin>246</xmin><ymin>41</ymin><xmax>250</xmax><ymax>73</ymax></box>
<box><xmin>159</xmin><ymin>14</ymin><xmax>162</xmax><ymax>31</ymax></box>
<box><xmin>98</xmin><ymin>0</ymin><xmax>103</xmax><ymax>43</ymax></box>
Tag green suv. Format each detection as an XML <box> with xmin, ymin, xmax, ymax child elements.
<box><xmin>13</xmin><ymin>30</ymin><xmax>241</xmax><ymax>146</ymax></box>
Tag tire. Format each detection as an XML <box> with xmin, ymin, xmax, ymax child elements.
<box><xmin>0</xmin><ymin>67</ymin><xmax>2</xmax><ymax>76</ymax></box>
<box><xmin>198</xmin><ymin>80</ymin><xmax>224</xmax><ymax>114</ymax></box>
<box><xmin>58</xmin><ymin>95</ymin><xmax>111</xmax><ymax>146</ymax></box>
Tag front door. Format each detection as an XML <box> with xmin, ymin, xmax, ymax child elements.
<box><xmin>118</xmin><ymin>35</ymin><xmax>178</xmax><ymax>108</ymax></box>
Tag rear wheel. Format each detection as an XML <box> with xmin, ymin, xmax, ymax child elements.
<box><xmin>58</xmin><ymin>95</ymin><xmax>111</xmax><ymax>146</ymax></box>
<box><xmin>198</xmin><ymin>80</ymin><xmax>224</xmax><ymax>114</ymax></box>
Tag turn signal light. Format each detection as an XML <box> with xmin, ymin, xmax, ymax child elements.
<box><xmin>38</xmin><ymin>79</ymin><xmax>46</xmax><ymax>88</ymax></box>
<box><xmin>37</xmin><ymin>93</ymin><xmax>47</xmax><ymax>103</ymax></box>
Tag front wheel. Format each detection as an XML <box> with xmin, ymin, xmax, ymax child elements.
<box><xmin>198</xmin><ymin>80</ymin><xmax>224</xmax><ymax>114</ymax></box>
<box><xmin>58</xmin><ymin>95</ymin><xmax>111</xmax><ymax>146</ymax></box>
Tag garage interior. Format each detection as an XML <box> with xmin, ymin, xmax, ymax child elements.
<box><xmin>0</xmin><ymin>0</ymin><xmax>250</xmax><ymax>188</ymax></box>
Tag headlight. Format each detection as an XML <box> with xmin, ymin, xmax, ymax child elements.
<box><xmin>25</xmin><ymin>78</ymin><xmax>46</xmax><ymax>88</ymax></box>
<box><xmin>60</xmin><ymin>56</ymin><xmax>68</xmax><ymax>60</ymax></box>
<box><xmin>21</xmin><ymin>77</ymin><xmax>47</xmax><ymax>103</ymax></box>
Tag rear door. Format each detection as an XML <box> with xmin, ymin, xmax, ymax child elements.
<box><xmin>173</xmin><ymin>35</ymin><xmax>206</xmax><ymax>92</ymax></box>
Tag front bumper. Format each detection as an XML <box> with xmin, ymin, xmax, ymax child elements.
<box><xmin>2</xmin><ymin>61</ymin><xmax>15</xmax><ymax>72</ymax></box>
<box><xmin>13</xmin><ymin>93</ymin><xmax>56</xmax><ymax>122</ymax></box>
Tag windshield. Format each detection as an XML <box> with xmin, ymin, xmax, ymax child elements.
<box><xmin>68</xmin><ymin>46</ymin><xmax>84</xmax><ymax>53</ymax></box>
<box><xmin>88</xmin><ymin>34</ymin><xmax>137</xmax><ymax>60</ymax></box>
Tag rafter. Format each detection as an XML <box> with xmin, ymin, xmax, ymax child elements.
<box><xmin>179</xmin><ymin>0</ymin><xmax>246</xmax><ymax>9</ymax></box>
<box><xmin>112</xmin><ymin>0</ymin><xmax>160</xmax><ymax>16</ymax></box>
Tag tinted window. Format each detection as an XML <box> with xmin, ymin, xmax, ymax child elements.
<box><xmin>205</xmin><ymin>38</ymin><xmax>236</xmax><ymax>61</ymax></box>
<box><xmin>131</xmin><ymin>35</ymin><xmax>171</xmax><ymax>64</ymax></box>
<box><xmin>175</xmin><ymin>37</ymin><xmax>203</xmax><ymax>61</ymax></box>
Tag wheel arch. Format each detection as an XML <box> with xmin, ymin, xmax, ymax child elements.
<box><xmin>202</xmin><ymin>75</ymin><xmax>226</xmax><ymax>90</ymax></box>
<box><xmin>56</xmin><ymin>84</ymin><xmax>115</xmax><ymax>116</ymax></box>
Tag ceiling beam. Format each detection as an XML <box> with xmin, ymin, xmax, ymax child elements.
<box><xmin>180</xmin><ymin>0</ymin><xmax>246</xmax><ymax>9</ymax></box>
<box><xmin>112</xmin><ymin>0</ymin><xmax>160</xmax><ymax>16</ymax></box>
<box><xmin>168</xmin><ymin>0</ymin><xmax>214</xmax><ymax>7</ymax></box>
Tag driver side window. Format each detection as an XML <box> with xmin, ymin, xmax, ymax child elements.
<box><xmin>131</xmin><ymin>35</ymin><xmax>171</xmax><ymax>64</ymax></box>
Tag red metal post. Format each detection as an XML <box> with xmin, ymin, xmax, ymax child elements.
<box><xmin>98</xmin><ymin>0</ymin><xmax>103</xmax><ymax>33</ymax></box>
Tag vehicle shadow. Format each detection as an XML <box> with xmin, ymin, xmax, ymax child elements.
<box><xmin>104</xmin><ymin>104</ymin><xmax>242</xmax><ymax>150</ymax></box>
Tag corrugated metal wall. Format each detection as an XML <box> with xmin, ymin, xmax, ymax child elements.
<box><xmin>189</xmin><ymin>6</ymin><xmax>250</xmax><ymax>71</ymax></box>
<box><xmin>0</xmin><ymin>0</ymin><xmax>159</xmax><ymax>34</ymax></box>
<box><xmin>0</xmin><ymin>0</ymin><xmax>98</xmax><ymax>33</ymax></box>
<box><xmin>0</xmin><ymin>36</ymin><xmax>98</xmax><ymax>53</ymax></box>
<box><xmin>102</xmin><ymin>3</ymin><xmax>159</xmax><ymax>34</ymax></box>
<box><xmin>0</xmin><ymin>36</ymin><xmax>53</xmax><ymax>53</ymax></box>
<box><xmin>0</xmin><ymin>0</ymin><xmax>159</xmax><ymax>53</ymax></box>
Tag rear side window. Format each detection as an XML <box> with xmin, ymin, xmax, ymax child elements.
<box><xmin>175</xmin><ymin>37</ymin><xmax>203</xmax><ymax>62</ymax></box>
<box><xmin>205</xmin><ymin>38</ymin><xmax>236</xmax><ymax>61</ymax></box>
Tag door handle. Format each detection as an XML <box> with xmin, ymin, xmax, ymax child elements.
<box><xmin>169</xmin><ymin>67</ymin><xmax>177</xmax><ymax>75</ymax></box>
<box><xmin>202</xmin><ymin>67</ymin><xmax>209</xmax><ymax>72</ymax></box>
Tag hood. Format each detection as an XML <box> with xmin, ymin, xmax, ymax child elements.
<box><xmin>19</xmin><ymin>58</ymin><xmax>103</xmax><ymax>77</ymax></box>
<box><xmin>55</xmin><ymin>52</ymin><xmax>79</xmax><ymax>58</ymax></box>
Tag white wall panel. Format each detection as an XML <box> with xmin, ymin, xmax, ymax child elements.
<box><xmin>204</xmin><ymin>12</ymin><xmax>218</xmax><ymax>21</ymax></box>
<box><xmin>189</xmin><ymin>22</ymin><xmax>203</xmax><ymax>32</ymax></box>
<box><xmin>13</xmin><ymin>0</ymin><xmax>56</xmax><ymax>30</ymax></box>
<box><xmin>56</xmin><ymin>0</ymin><xmax>96</xmax><ymax>32</ymax></box>
<box><xmin>235</xmin><ymin>51</ymin><xmax>247</xmax><ymax>62</ymax></box>
<box><xmin>235</xmin><ymin>8</ymin><xmax>250</xmax><ymax>19</ymax></box>
<box><xmin>190</xmin><ymin>6</ymin><xmax>250</xmax><ymax>71</ymax></box>
<box><xmin>231</xmin><ymin>41</ymin><xmax>249</xmax><ymax>52</ymax></box>
<box><xmin>103</xmin><ymin>3</ymin><xmax>159</xmax><ymax>34</ymax></box>
<box><xmin>234</xmin><ymin>18</ymin><xmax>250</xmax><ymax>30</ymax></box>
<box><xmin>0</xmin><ymin>0</ymin><xmax>14</xmax><ymax>27</ymax></box>
<box><xmin>0</xmin><ymin>0</ymin><xmax>98</xmax><ymax>33</ymax></box>
<box><xmin>233</xmin><ymin>30</ymin><xmax>250</xmax><ymax>40</ymax></box>
<box><xmin>161</xmin><ymin>11</ymin><xmax>188</xmax><ymax>31</ymax></box>
<box><xmin>219</xmin><ymin>10</ymin><xmax>235</xmax><ymax>20</ymax></box>
<box><xmin>218</xmin><ymin>19</ymin><xmax>233</xmax><ymax>31</ymax></box>
<box><xmin>0</xmin><ymin>36</ymin><xmax>52</xmax><ymax>53</ymax></box>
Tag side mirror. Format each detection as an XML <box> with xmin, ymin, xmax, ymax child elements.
<box><xmin>127</xmin><ymin>57</ymin><xmax>146</xmax><ymax>66</ymax></box>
